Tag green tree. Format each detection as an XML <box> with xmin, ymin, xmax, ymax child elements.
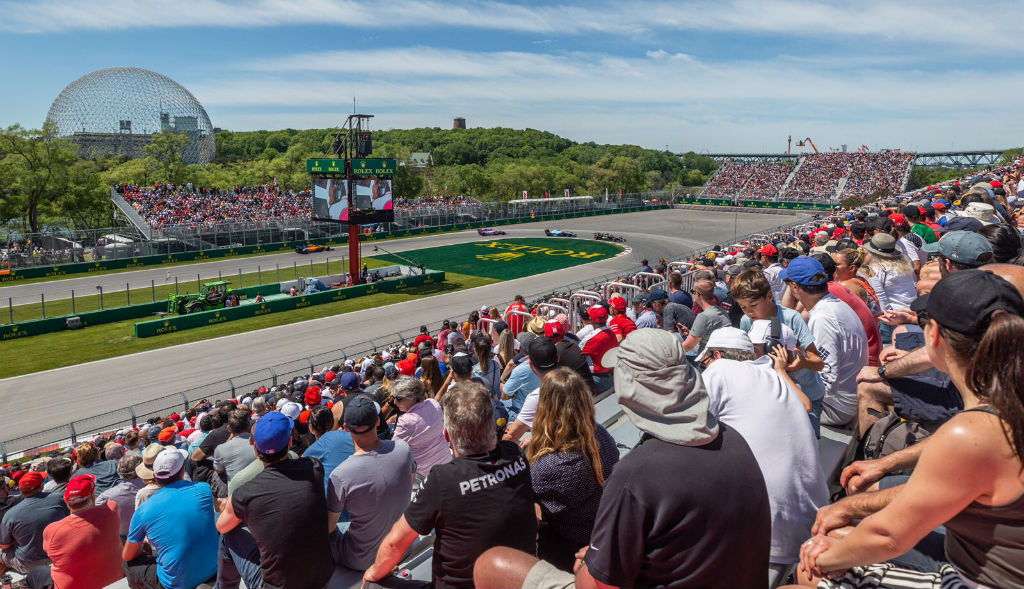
<box><xmin>57</xmin><ymin>161</ymin><xmax>113</xmax><ymax>229</ymax></box>
<box><xmin>143</xmin><ymin>129</ymin><xmax>190</xmax><ymax>185</ymax></box>
<box><xmin>393</xmin><ymin>163</ymin><xmax>424</xmax><ymax>199</ymax></box>
<box><xmin>0</xmin><ymin>123</ymin><xmax>78</xmax><ymax>232</ymax></box>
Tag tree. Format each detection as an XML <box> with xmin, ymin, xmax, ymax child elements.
<box><xmin>0</xmin><ymin>123</ymin><xmax>78</xmax><ymax>232</ymax></box>
<box><xmin>143</xmin><ymin>129</ymin><xmax>189</xmax><ymax>185</ymax></box>
<box><xmin>393</xmin><ymin>163</ymin><xmax>424</xmax><ymax>199</ymax></box>
<box><xmin>57</xmin><ymin>161</ymin><xmax>113</xmax><ymax>229</ymax></box>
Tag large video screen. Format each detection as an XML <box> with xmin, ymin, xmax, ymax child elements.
<box><xmin>351</xmin><ymin>178</ymin><xmax>394</xmax><ymax>223</ymax></box>
<box><xmin>312</xmin><ymin>177</ymin><xmax>349</xmax><ymax>221</ymax></box>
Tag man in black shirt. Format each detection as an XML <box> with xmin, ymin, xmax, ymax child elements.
<box><xmin>190</xmin><ymin>404</ymin><xmax>234</xmax><ymax>497</ymax></box>
<box><xmin>474</xmin><ymin>329</ymin><xmax>770</xmax><ymax>589</ymax></box>
<box><xmin>216</xmin><ymin>411</ymin><xmax>334</xmax><ymax>589</ymax></box>
<box><xmin>543</xmin><ymin>321</ymin><xmax>595</xmax><ymax>392</ymax></box>
<box><xmin>364</xmin><ymin>382</ymin><xmax>536</xmax><ymax>589</ymax></box>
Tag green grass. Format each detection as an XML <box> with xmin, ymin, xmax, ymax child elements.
<box><xmin>0</xmin><ymin>271</ymin><xmax>497</xmax><ymax>378</ymax></box>
<box><xmin>374</xmin><ymin>237</ymin><xmax>622</xmax><ymax>280</ymax></box>
<box><xmin>4</xmin><ymin>258</ymin><xmax>388</xmax><ymax>324</ymax></box>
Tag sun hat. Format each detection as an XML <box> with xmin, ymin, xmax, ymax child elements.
<box><xmin>862</xmin><ymin>233</ymin><xmax>902</xmax><ymax>260</ymax></box>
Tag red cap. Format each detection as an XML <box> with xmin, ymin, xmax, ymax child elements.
<box><xmin>544</xmin><ymin>321</ymin><xmax>564</xmax><ymax>339</ymax></box>
<box><xmin>158</xmin><ymin>427</ymin><xmax>177</xmax><ymax>443</ymax></box>
<box><xmin>396</xmin><ymin>360</ymin><xmax>416</xmax><ymax>376</ymax></box>
<box><xmin>64</xmin><ymin>474</ymin><xmax>96</xmax><ymax>505</ymax></box>
<box><xmin>324</xmin><ymin>371</ymin><xmax>336</xmax><ymax>383</ymax></box>
<box><xmin>932</xmin><ymin>202</ymin><xmax>946</xmax><ymax>210</ymax></box>
<box><xmin>918</xmin><ymin>206</ymin><xmax>927</xmax><ymax>216</ymax></box>
<box><xmin>18</xmin><ymin>471</ymin><xmax>44</xmax><ymax>492</ymax></box>
<box><xmin>305</xmin><ymin>386</ymin><xmax>322</xmax><ymax>407</ymax></box>
<box><xmin>608</xmin><ymin>297</ymin><xmax>627</xmax><ymax>312</ymax></box>
<box><xmin>587</xmin><ymin>305</ymin><xmax>608</xmax><ymax>323</ymax></box>
<box><xmin>757</xmin><ymin>244</ymin><xmax>778</xmax><ymax>256</ymax></box>
<box><xmin>832</xmin><ymin>228</ymin><xmax>845</xmax><ymax>236</ymax></box>
<box><xmin>168</xmin><ymin>413</ymin><xmax>180</xmax><ymax>420</ymax></box>
<box><xmin>991</xmin><ymin>180</ymin><xmax>1003</xmax><ymax>188</ymax></box>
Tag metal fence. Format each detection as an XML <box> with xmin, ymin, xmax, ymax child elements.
<box><xmin>0</xmin><ymin>212</ymin><xmax>807</xmax><ymax>462</ymax></box>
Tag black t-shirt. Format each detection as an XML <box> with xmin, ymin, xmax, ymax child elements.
<box><xmin>720</xmin><ymin>296</ymin><xmax>745</xmax><ymax>328</ymax></box>
<box><xmin>555</xmin><ymin>340</ymin><xmax>595</xmax><ymax>391</ymax></box>
<box><xmin>405</xmin><ymin>441</ymin><xmax>536</xmax><ymax>589</ymax></box>
<box><xmin>584</xmin><ymin>423</ymin><xmax>771</xmax><ymax>589</ymax></box>
<box><xmin>231</xmin><ymin>457</ymin><xmax>334</xmax><ymax>589</ymax></box>
<box><xmin>198</xmin><ymin>425</ymin><xmax>231</xmax><ymax>459</ymax></box>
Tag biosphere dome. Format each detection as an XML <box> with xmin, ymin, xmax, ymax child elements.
<box><xmin>45</xmin><ymin>67</ymin><xmax>215</xmax><ymax>164</ymax></box>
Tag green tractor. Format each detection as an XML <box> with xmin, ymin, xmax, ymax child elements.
<box><xmin>168</xmin><ymin>280</ymin><xmax>234</xmax><ymax>315</ymax></box>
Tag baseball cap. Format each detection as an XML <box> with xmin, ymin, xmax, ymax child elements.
<box><xmin>343</xmin><ymin>395</ymin><xmax>380</xmax><ymax>432</ymax></box>
<box><xmin>757</xmin><ymin>243</ymin><xmax>778</xmax><ymax>256</ymax></box>
<box><xmin>527</xmin><ymin>336</ymin><xmax>559</xmax><ymax>370</ymax></box>
<box><xmin>64</xmin><ymin>474</ymin><xmax>96</xmax><ymax>506</ymax></box>
<box><xmin>779</xmin><ymin>256</ymin><xmax>828</xmax><ymax>286</ymax></box>
<box><xmin>587</xmin><ymin>305</ymin><xmax>608</xmax><ymax>324</ymax></box>
<box><xmin>922</xmin><ymin>231</ymin><xmax>994</xmax><ymax>266</ymax></box>
<box><xmin>280</xmin><ymin>401</ymin><xmax>302</xmax><ymax>420</ymax></box>
<box><xmin>694</xmin><ymin>327</ymin><xmax>754</xmax><ymax>362</ymax></box>
<box><xmin>644</xmin><ymin>289</ymin><xmax>668</xmax><ymax>305</ymax></box>
<box><xmin>543</xmin><ymin>321</ymin><xmax>564</xmax><ymax>339</ymax></box>
<box><xmin>932</xmin><ymin>201</ymin><xmax>947</xmax><ymax>211</ymax></box>
<box><xmin>911</xmin><ymin>269</ymin><xmax>1024</xmax><ymax>338</ymax></box>
<box><xmin>152</xmin><ymin>449</ymin><xmax>186</xmax><ymax>480</ymax></box>
<box><xmin>253</xmin><ymin>411</ymin><xmax>293</xmax><ymax>455</ymax></box>
<box><xmin>942</xmin><ymin>216</ymin><xmax>984</xmax><ymax>233</ymax></box>
<box><xmin>340</xmin><ymin>372</ymin><xmax>360</xmax><ymax>391</ymax></box>
<box><xmin>157</xmin><ymin>427</ymin><xmax>177</xmax><ymax>444</ymax></box>
<box><xmin>608</xmin><ymin>296</ymin><xmax>627</xmax><ymax>312</ymax></box>
<box><xmin>747</xmin><ymin>319</ymin><xmax>798</xmax><ymax>351</ymax></box>
<box><xmin>902</xmin><ymin>204</ymin><xmax>921</xmax><ymax>219</ymax></box>
<box><xmin>18</xmin><ymin>471</ymin><xmax>44</xmax><ymax>493</ymax></box>
<box><xmin>305</xmin><ymin>386</ymin><xmax>322</xmax><ymax>407</ymax></box>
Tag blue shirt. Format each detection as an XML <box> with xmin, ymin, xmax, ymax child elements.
<box><xmin>303</xmin><ymin>430</ymin><xmax>356</xmax><ymax>492</ymax></box>
<box><xmin>503</xmin><ymin>361</ymin><xmax>540</xmax><ymax>421</ymax></box>
<box><xmin>741</xmin><ymin>304</ymin><xmax>825</xmax><ymax>436</ymax></box>
<box><xmin>127</xmin><ymin>481</ymin><xmax>218</xmax><ymax>589</ymax></box>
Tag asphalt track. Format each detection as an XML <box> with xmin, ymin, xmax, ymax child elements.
<box><xmin>0</xmin><ymin>208</ymin><xmax>807</xmax><ymax>442</ymax></box>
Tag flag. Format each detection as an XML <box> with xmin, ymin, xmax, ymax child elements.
<box><xmin>564</xmin><ymin>189</ymin><xmax>570</xmax><ymax>198</ymax></box>
<box><xmin>545</xmin><ymin>191</ymin><xmax>549</xmax><ymax>199</ymax></box>
<box><xmin>522</xmin><ymin>190</ymin><xmax>528</xmax><ymax>200</ymax></box>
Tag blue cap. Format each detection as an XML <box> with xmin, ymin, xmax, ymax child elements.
<box><xmin>340</xmin><ymin>371</ymin><xmax>360</xmax><ymax>391</ymax></box>
<box><xmin>342</xmin><ymin>395</ymin><xmax>380</xmax><ymax>432</ymax></box>
<box><xmin>252</xmin><ymin>411</ymin><xmax>292</xmax><ymax>454</ymax></box>
<box><xmin>780</xmin><ymin>256</ymin><xmax>829</xmax><ymax>286</ymax></box>
<box><xmin>922</xmin><ymin>231</ymin><xmax>994</xmax><ymax>266</ymax></box>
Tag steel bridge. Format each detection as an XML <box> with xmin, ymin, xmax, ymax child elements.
<box><xmin>692</xmin><ymin>150</ymin><xmax>1009</xmax><ymax>169</ymax></box>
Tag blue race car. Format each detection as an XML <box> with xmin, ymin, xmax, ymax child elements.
<box><xmin>544</xmin><ymin>229</ymin><xmax>577</xmax><ymax>237</ymax></box>
<box><xmin>477</xmin><ymin>228</ymin><xmax>507</xmax><ymax>236</ymax></box>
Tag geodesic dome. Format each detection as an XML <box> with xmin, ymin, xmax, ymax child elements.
<box><xmin>46</xmin><ymin>67</ymin><xmax>215</xmax><ymax>164</ymax></box>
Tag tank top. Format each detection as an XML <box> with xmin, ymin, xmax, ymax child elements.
<box><xmin>944</xmin><ymin>405</ymin><xmax>1024</xmax><ymax>587</ymax></box>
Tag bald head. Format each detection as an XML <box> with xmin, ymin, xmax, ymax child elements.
<box><xmin>982</xmin><ymin>263</ymin><xmax>1024</xmax><ymax>296</ymax></box>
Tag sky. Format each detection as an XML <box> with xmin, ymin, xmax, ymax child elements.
<box><xmin>0</xmin><ymin>0</ymin><xmax>1020</xmax><ymax>153</ymax></box>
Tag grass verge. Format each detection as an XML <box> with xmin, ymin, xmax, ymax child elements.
<box><xmin>0</xmin><ymin>271</ymin><xmax>497</xmax><ymax>379</ymax></box>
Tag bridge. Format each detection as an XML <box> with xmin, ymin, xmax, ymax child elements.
<box><xmin>692</xmin><ymin>149</ymin><xmax>1010</xmax><ymax>169</ymax></box>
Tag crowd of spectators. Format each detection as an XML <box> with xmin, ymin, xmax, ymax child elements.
<box><xmin>702</xmin><ymin>162</ymin><xmax>755</xmax><ymax>197</ymax></box>
<box><xmin>393</xmin><ymin>195</ymin><xmax>483</xmax><ymax>214</ymax></box>
<box><xmin>3</xmin><ymin>165</ymin><xmax>1024</xmax><ymax>589</ymax></box>
<box><xmin>115</xmin><ymin>183</ymin><xmax>313</xmax><ymax>230</ymax></box>
<box><xmin>745</xmin><ymin>163</ymin><xmax>797</xmax><ymax>199</ymax></box>
<box><xmin>839</xmin><ymin>151</ymin><xmax>915</xmax><ymax>200</ymax></box>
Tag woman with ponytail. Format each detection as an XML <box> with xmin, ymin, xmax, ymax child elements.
<box><xmin>795</xmin><ymin>268</ymin><xmax>1024</xmax><ymax>589</ymax></box>
<box><xmin>527</xmin><ymin>368</ymin><xmax>619</xmax><ymax>571</ymax></box>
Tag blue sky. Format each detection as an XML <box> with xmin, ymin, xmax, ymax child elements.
<box><xmin>0</xmin><ymin>0</ymin><xmax>1020</xmax><ymax>153</ymax></box>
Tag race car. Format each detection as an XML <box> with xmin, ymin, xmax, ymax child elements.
<box><xmin>544</xmin><ymin>229</ymin><xmax>577</xmax><ymax>238</ymax></box>
<box><xmin>477</xmin><ymin>228</ymin><xmax>507</xmax><ymax>236</ymax></box>
<box><xmin>593</xmin><ymin>232</ymin><xmax>627</xmax><ymax>243</ymax></box>
<box><xmin>295</xmin><ymin>243</ymin><xmax>334</xmax><ymax>254</ymax></box>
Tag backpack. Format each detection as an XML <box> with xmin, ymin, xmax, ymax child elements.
<box><xmin>856</xmin><ymin>409</ymin><xmax>930</xmax><ymax>474</ymax></box>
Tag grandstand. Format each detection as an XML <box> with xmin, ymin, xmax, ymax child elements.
<box><xmin>699</xmin><ymin>150</ymin><xmax>914</xmax><ymax>202</ymax></box>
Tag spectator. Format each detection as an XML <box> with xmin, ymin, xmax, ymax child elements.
<box><xmin>327</xmin><ymin>395</ymin><xmax>414</xmax><ymax>571</ymax></box>
<box><xmin>366</xmin><ymin>382</ymin><xmax>536</xmax><ymax>589</ymax></box>
<box><xmin>123</xmin><ymin>449</ymin><xmax>218</xmax><ymax>589</ymax></box>
<box><xmin>527</xmin><ymin>368</ymin><xmax>618</xmax><ymax>570</ymax></box>
<box><xmin>796</xmin><ymin>269</ymin><xmax>1024</xmax><ymax>589</ymax></box>
<box><xmin>810</xmin><ymin>252</ymin><xmax>883</xmax><ymax>367</ymax></box>
<box><xmin>580</xmin><ymin>306</ymin><xmax>618</xmax><ymax>393</ymax></box>
<box><xmin>977</xmin><ymin>223</ymin><xmax>1024</xmax><ymax>264</ymax></box>
<box><xmin>681</xmin><ymin>278</ymin><xmax>731</xmax><ymax>354</ymax></box>
<box><xmin>832</xmin><ymin>248</ymin><xmax>881</xmax><ymax>315</ymax></box>
<box><xmin>33</xmin><ymin>474</ymin><xmax>125</xmax><ymax>589</ymax></box>
<box><xmin>42</xmin><ymin>458</ymin><xmax>72</xmax><ymax>496</ymax></box>
<box><xmin>133</xmin><ymin>443</ymin><xmax>165</xmax><ymax>508</ymax></box>
<box><xmin>543</xmin><ymin>321</ymin><xmax>595</xmax><ymax>392</ymax></box>
<box><xmin>0</xmin><ymin>476</ymin><xmax>19</xmax><ymax>524</ymax></box>
<box><xmin>96</xmin><ymin>453</ymin><xmax>145</xmax><ymax>541</ymax></box>
<box><xmin>500</xmin><ymin>333</ymin><xmax>541</xmax><ymax>421</ymax></box>
<box><xmin>504</xmin><ymin>337</ymin><xmax>561</xmax><ymax>443</ymax></box>
<box><xmin>607</xmin><ymin>296</ymin><xmax>637</xmax><ymax>341</ymax></box>
<box><xmin>72</xmin><ymin>442</ymin><xmax>119</xmax><ymax>494</ymax></box>
<box><xmin>472</xmin><ymin>334</ymin><xmax>503</xmax><ymax>399</ymax></box>
<box><xmin>784</xmin><ymin>256</ymin><xmax>869</xmax><ymax>427</ymax></box>
<box><xmin>904</xmin><ymin>204</ymin><xmax>938</xmax><ymax>244</ymax></box>
<box><xmin>635</xmin><ymin>289</ymin><xmax>665</xmax><ymax>329</ymax></box>
<box><xmin>474</xmin><ymin>329</ymin><xmax>770</xmax><ymax>588</ymax></box>
<box><xmin>504</xmin><ymin>295</ymin><xmax>528</xmax><ymax>336</ymax></box>
<box><xmin>216</xmin><ymin>411</ymin><xmax>334</xmax><ymax>589</ymax></box>
<box><xmin>922</xmin><ymin>230</ymin><xmax>996</xmax><ymax>276</ymax></box>
<box><xmin>759</xmin><ymin>244</ymin><xmax>786</xmax><ymax>302</ymax></box>
<box><xmin>698</xmin><ymin>327</ymin><xmax>829</xmax><ymax>569</ymax></box>
<box><xmin>732</xmin><ymin>268</ymin><xmax>827</xmax><ymax>435</ymax></box>
<box><xmin>303</xmin><ymin>404</ymin><xmax>356</xmax><ymax>494</ymax></box>
<box><xmin>391</xmin><ymin>376</ymin><xmax>452</xmax><ymax>482</ymax></box>
<box><xmin>861</xmin><ymin>233</ymin><xmax>918</xmax><ymax>328</ymax></box>
<box><xmin>0</xmin><ymin>472</ymin><xmax>68</xmax><ymax>575</ymax></box>
<box><xmin>213</xmin><ymin>408</ymin><xmax>257</xmax><ymax>483</ymax></box>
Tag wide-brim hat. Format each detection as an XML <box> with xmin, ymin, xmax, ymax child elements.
<box><xmin>862</xmin><ymin>233</ymin><xmax>902</xmax><ymax>259</ymax></box>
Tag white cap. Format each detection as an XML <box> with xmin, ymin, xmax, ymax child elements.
<box><xmin>747</xmin><ymin>320</ymin><xmax>798</xmax><ymax>351</ymax></box>
<box><xmin>275</xmin><ymin>398</ymin><xmax>288</xmax><ymax>410</ymax></box>
<box><xmin>481</xmin><ymin>305</ymin><xmax>490</xmax><ymax>314</ymax></box>
<box><xmin>152</xmin><ymin>448</ymin><xmax>186</xmax><ymax>480</ymax></box>
<box><xmin>280</xmin><ymin>401</ymin><xmax>302</xmax><ymax>420</ymax></box>
<box><xmin>695</xmin><ymin>327</ymin><xmax>753</xmax><ymax>362</ymax></box>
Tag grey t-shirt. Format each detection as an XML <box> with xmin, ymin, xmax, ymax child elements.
<box><xmin>0</xmin><ymin>492</ymin><xmax>69</xmax><ymax>562</ymax></box>
<box><xmin>326</xmin><ymin>439</ymin><xmax>415</xmax><ymax>570</ymax></box>
<box><xmin>663</xmin><ymin>302</ymin><xmax>696</xmax><ymax>332</ymax></box>
<box><xmin>690</xmin><ymin>306</ymin><xmax>731</xmax><ymax>353</ymax></box>
<box><xmin>213</xmin><ymin>434</ymin><xmax>257</xmax><ymax>481</ymax></box>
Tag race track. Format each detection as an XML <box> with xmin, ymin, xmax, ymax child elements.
<box><xmin>0</xmin><ymin>208</ymin><xmax>805</xmax><ymax>442</ymax></box>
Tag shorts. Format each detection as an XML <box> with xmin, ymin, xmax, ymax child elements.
<box><xmin>820</xmin><ymin>401</ymin><xmax>857</xmax><ymax>428</ymax></box>
<box><xmin>889</xmin><ymin>373</ymin><xmax>962</xmax><ymax>428</ymax></box>
<box><xmin>0</xmin><ymin>548</ymin><xmax>48</xmax><ymax>575</ymax></box>
<box><xmin>819</xmin><ymin>563</ymin><xmax>977</xmax><ymax>589</ymax></box>
<box><xmin>523</xmin><ymin>559</ymin><xmax>576</xmax><ymax>589</ymax></box>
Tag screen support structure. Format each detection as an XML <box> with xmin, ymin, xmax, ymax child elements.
<box><xmin>328</xmin><ymin>114</ymin><xmax>374</xmax><ymax>284</ymax></box>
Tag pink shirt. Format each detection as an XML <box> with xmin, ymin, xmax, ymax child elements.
<box><xmin>828</xmin><ymin>281</ymin><xmax>882</xmax><ymax>366</ymax></box>
<box><xmin>394</xmin><ymin>399</ymin><xmax>452</xmax><ymax>478</ymax></box>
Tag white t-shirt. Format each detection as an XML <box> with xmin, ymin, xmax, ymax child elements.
<box><xmin>515</xmin><ymin>386</ymin><xmax>541</xmax><ymax>427</ymax></box>
<box><xmin>764</xmin><ymin>263</ymin><xmax>786</xmax><ymax>303</ymax></box>
<box><xmin>807</xmin><ymin>295</ymin><xmax>869</xmax><ymax>419</ymax></box>
<box><xmin>702</xmin><ymin>356</ymin><xmax>829</xmax><ymax>564</ymax></box>
<box><xmin>866</xmin><ymin>265</ymin><xmax>917</xmax><ymax>311</ymax></box>
<box><xmin>898</xmin><ymin>234</ymin><xmax>928</xmax><ymax>266</ymax></box>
